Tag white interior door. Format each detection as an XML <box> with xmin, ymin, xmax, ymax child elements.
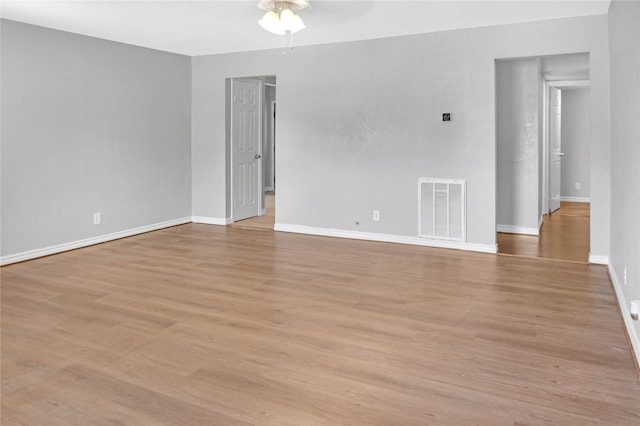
<box><xmin>549</xmin><ymin>87</ymin><xmax>562</xmax><ymax>213</ymax></box>
<box><xmin>232</xmin><ymin>78</ymin><xmax>262</xmax><ymax>221</ymax></box>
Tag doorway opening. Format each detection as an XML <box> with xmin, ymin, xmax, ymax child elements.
<box><xmin>495</xmin><ymin>53</ymin><xmax>591</xmax><ymax>262</ymax></box>
<box><xmin>228</xmin><ymin>76</ymin><xmax>276</xmax><ymax>230</ymax></box>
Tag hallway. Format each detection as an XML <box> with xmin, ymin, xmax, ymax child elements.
<box><xmin>498</xmin><ymin>202</ymin><xmax>590</xmax><ymax>263</ymax></box>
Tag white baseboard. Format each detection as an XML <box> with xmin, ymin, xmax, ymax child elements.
<box><xmin>497</xmin><ymin>224</ymin><xmax>539</xmax><ymax>236</ymax></box>
<box><xmin>274</xmin><ymin>223</ymin><xmax>497</xmax><ymax>254</ymax></box>
<box><xmin>191</xmin><ymin>216</ymin><xmax>232</xmax><ymax>225</ymax></box>
<box><xmin>0</xmin><ymin>217</ymin><xmax>192</xmax><ymax>266</ymax></box>
<box><xmin>589</xmin><ymin>254</ymin><xmax>609</xmax><ymax>265</ymax></box>
<box><xmin>608</xmin><ymin>263</ymin><xmax>640</xmax><ymax>372</ymax></box>
<box><xmin>560</xmin><ymin>196</ymin><xmax>590</xmax><ymax>203</ymax></box>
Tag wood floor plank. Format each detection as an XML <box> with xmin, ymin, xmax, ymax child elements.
<box><xmin>2</xmin><ymin>223</ymin><xmax>639</xmax><ymax>425</ymax></box>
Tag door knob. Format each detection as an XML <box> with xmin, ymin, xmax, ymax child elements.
<box><xmin>558</xmin><ymin>152</ymin><xmax>565</xmax><ymax>156</ymax></box>
<box><xmin>254</xmin><ymin>154</ymin><xmax>261</xmax><ymax>159</ymax></box>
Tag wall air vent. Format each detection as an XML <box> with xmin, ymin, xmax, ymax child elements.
<box><xmin>419</xmin><ymin>178</ymin><xmax>466</xmax><ymax>242</ymax></box>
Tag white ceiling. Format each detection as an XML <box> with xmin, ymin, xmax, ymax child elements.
<box><xmin>1</xmin><ymin>1</ymin><xmax>612</xmax><ymax>56</ymax></box>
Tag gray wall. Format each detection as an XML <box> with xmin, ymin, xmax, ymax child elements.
<box><xmin>191</xmin><ymin>15</ymin><xmax>610</xmax><ymax>254</ymax></box>
<box><xmin>560</xmin><ymin>87</ymin><xmax>591</xmax><ymax>199</ymax></box>
<box><xmin>537</xmin><ymin>61</ymin><xmax>545</xmax><ymax>222</ymax></box>
<box><xmin>1</xmin><ymin>20</ymin><xmax>192</xmax><ymax>257</ymax></box>
<box><xmin>496</xmin><ymin>58</ymin><xmax>541</xmax><ymax>232</ymax></box>
<box><xmin>608</xmin><ymin>0</ymin><xmax>640</xmax><ymax>355</ymax></box>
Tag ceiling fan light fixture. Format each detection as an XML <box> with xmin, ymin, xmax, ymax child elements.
<box><xmin>258</xmin><ymin>0</ymin><xmax>309</xmax><ymax>35</ymax></box>
<box><xmin>289</xmin><ymin>14</ymin><xmax>306</xmax><ymax>34</ymax></box>
<box><xmin>279</xmin><ymin>7</ymin><xmax>294</xmax><ymax>28</ymax></box>
<box><xmin>259</xmin><ymin>10</ymin><xmax>285</xmax><ymax>35</ymax></box>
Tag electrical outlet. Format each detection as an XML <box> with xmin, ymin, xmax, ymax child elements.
<box><xmin>93</xmin><ymin>212</ymin><xmax>101</xmax><ymax>225</ymax></box>
<box><xmin>373</xmin><ymin>210</ymin><xmax>380</xmax><ymax>221</ymax></box>
<box><xmin>575</xmin><ymin>182</ymin><xmax>581</xmax><ymax>190</ymax></box>
<box><xmin>624</xmin><ymin>266</ymin><xmax>627</xmax><ymax>286</ymax></box>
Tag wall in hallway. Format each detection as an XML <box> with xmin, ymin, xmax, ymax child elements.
<box><xmin>560</xmin><ymin>87</ymin><xmax>591</xmax><ymax>200</ymax></box>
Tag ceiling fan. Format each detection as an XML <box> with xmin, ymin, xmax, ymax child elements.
<box><xmin>257</xmin><ymin>0</ymin><xmax>311</xmax><ymax>36</ymax></box>
<box><xmin>256</xmin><ymin>0</ymin><xmax>375</xmax><ymax>51</ymax></box>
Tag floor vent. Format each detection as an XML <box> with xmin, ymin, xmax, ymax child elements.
<box><xmin>419</xmin><ymin>178</ymin><xmax>466</xmax><ymax>242</ymax></box>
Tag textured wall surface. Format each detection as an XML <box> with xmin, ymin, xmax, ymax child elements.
<box><xmin>608</xmin><ymin>0</ymin><xmax>640</xmax><ymax>358</ymax></box>
<box><xmin>560</xmin><ymin>88</ymin><xmax>591</xmax><ymax>199</ymax></box>
<box><xmin>192</xmin><ymin>15</ymin><xmax>610</xmax><ymax>252</ymax></box>
<box><xmin>496</xmin><ymin>58</ymin><xmax>540</xmax><ymax>231</ymax></box>
<box><xmin>1</xmin><ymin>20</ymin><xmax>192</xmax><ymax>257</ymax></box>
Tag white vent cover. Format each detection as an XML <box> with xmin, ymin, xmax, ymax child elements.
<box><xmin>419</xmin><ymin>178</ymin><xmax>466</xmax><ymax>242</ymax></box>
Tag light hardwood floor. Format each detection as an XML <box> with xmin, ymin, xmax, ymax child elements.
<box><xmin>2</xmin><ymin>224</ymin><xmax>639</xmax><ymax>425</ymax></box>
<box><xmin>230</xmin><ymin>191</ymin><xmax>275</xmax><ymax>231</ymax></box>
<box><xmin>498</xmin><ymin>202</ymin><xmax>590</xmax><ymax>263</ymax></box>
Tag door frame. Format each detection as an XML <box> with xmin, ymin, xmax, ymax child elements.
<box><xmin>229</xmin><ymin>77</ymin><xmax>264</xmax><ymax>222</ymax></box>
<box><xmin>542</xmin><ymin>79</ymin><xmax>589</xmax><ymax>214</ymax></box>
<box><xmin>263</xmin><ymin>99</ymin><xmax>276</xmax><ymax>193</ymax></box>
<box><xmin>270</xmin><ymin>100</ymin><xmax>276</xmax><ymax>192</ymax></box>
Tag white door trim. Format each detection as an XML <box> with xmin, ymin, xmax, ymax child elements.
<box><xmin>547</xmin><ymin>80</ymin><xmax>590</xmax><ymax>88</ymax></box>
<box><xmin>269</xmin><ymin>100</ymin><xmax>276</xmax><ymax>192</ymax></box>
